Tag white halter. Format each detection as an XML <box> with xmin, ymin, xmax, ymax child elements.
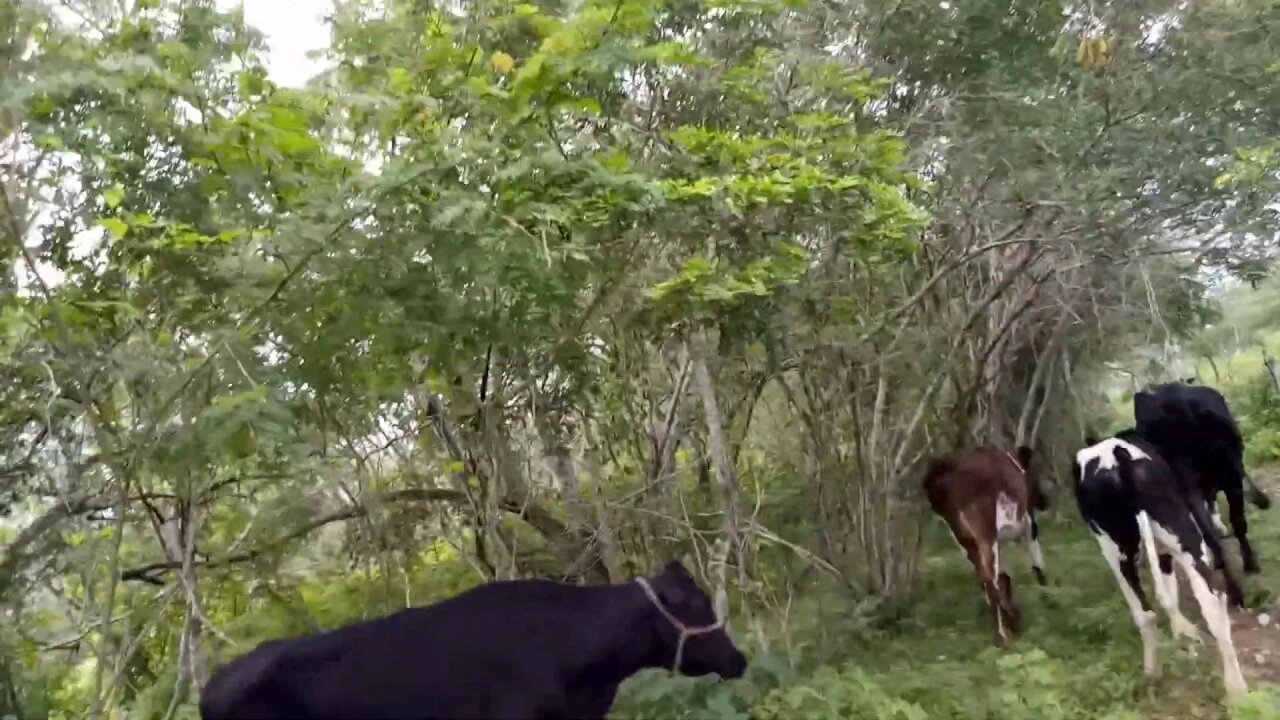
<box><xmin>1005</xmin><ymin>451</ymin><xmax>1025</xmax><ymax>476</ymax></box>
<box><xmin>634</xmin><ymin>577</ymin><xmax>725</xmax><ymax>673</ymax></box>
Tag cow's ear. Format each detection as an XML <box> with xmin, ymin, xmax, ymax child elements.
<box><xmin>663</xmin><ymin>560</ymin><xmax>693</xmax><ymax>581</ymax></box>
<box><xmin>1084</xmin><ymin>435</ymin><xmax>1100</xmax><ymax>447</ymax></box>
<box><xmin>655</xmin><ymin>567</ymin><xmax>690</xmax><ymax>606</ymax></box>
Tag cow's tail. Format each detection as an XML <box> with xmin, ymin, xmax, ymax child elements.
<box><xmin>1246</xmin><ymin>474</ymin><xmax>1271</xmax><ymax>510</ymax></box>
<box><xmin>922</xmin><ymin>457</ymin><xmax>952</xmax><ymax>498</ymax></box>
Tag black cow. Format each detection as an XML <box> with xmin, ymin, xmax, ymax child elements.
<box><xmin>199</xmin><ymin>561</ymin><xmax>748</xmax><ymax>720</ymax></box>
<box><xmin>1133</xmin><ymin>381</ymin><xmax>1270</xmax><ymax>573</ymax></box>
<box><xmin>1072</xmin><ymin>434</ymin><xmax>1247</xmax><ymax>697</ymax></box>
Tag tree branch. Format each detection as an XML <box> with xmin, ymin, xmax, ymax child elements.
<box><xmin>117</xmin><ymin>487</ymin><xmax>599</xmax><ymax>584</ymax></box>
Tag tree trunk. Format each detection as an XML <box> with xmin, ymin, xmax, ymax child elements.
<box><xmin>687</xmin><ymin>328</ymin><xmax>742</xmax><ymax>620</ymax></box>
<box><xmin>1264</xmin><ymin>352</ymin><xmax>1280</xmax><ymax>395</ymax></box>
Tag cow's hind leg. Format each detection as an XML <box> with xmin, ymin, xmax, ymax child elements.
<box><xmin>1171</xmin><ymin>545</ymin><xmax>1248</xmax><ymax>696</ymax></box>
<box><xmin>998</xmin><ymin>569</ymin><xmax>1021</xmax><ymax>634</ymax></box>
<box><xmin>1224</xmin><ymin>479</ymin><xmax>1260</xmax><ymax>574</ymax></box>
<box><xmin>1137</xmin><ymin>513</ymin><xmax>1200</xmax><ymax>641</ymax></box>
<box><xmin>1142</xmin><ymin>509</ymin><xmax>1248</xmax><ymax>696</ymax></box>
<box><xmin>962</xmin><ymin>535</ymin><xmax>1012</xmax><ymax>646</ymax></box>
<box><xmin>1095</xmin><ymin>531</ymin><xmax>1159</xmax><ymax>677</ymax></box>
<box><xmin>1027</xmin><ymin>513</ymin><xmax>1047</xmax><ymax>586</ymax></box>
<box><xmin>1157</xmin><ymin>553</ymin><xmax>1200</xmax><ymax>641</ymax></box>
<box><xmin>1207</xmin><ymin>498</ymin><xmax>1230</xmax><ymax>538</ymax></box>
<box><xmin>1188</xmin><ymin>493</ymin><xmax>1247</xmax><ymax>607</ymax></box>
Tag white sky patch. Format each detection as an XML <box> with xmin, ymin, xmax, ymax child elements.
<box><xmin>217</xmin><ymin>0</ymin><xmax>335</xmax><ymax>88</ymax></box>
<box><xmin>11</xmin><ymin>2</ymin><xmax>335</xmax><ymax>293</ymax></box>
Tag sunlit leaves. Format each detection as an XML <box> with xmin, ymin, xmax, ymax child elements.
<box><xmin>648</xmin><ymin>244</ymin><xmax>811</xmax><ymax>327</ymax></box>
<box><xmin>98</xmin><ymin>218</ymin><xmax>129</xmax><ymax>239</ymax></box>
<box><xmin>2</xmin><ymin>0</ymin><xmax>934</xmax><ymax>714</ymax></box>
<box><xmin>1216</xmin><ymin>141</ymin><xmax>1280</xmax><ymax>193</ymax></box>
<box><xmin>490</xmin><ymin>51</ymin><xmax>515</xmax><ymax>74</ymax></box>
<box><xmin>102</xmin><ymin>184</ymin><xmax>125</xmax><ymax>209</ymax></box>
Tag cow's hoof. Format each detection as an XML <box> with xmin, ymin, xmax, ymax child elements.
<box><xmin>1008</xmin><ymin>612</ymin><xmax>1023</xmax><ymax>635</ymax></box>
<box><xmin>1135</xmin><ymin>674</ymin><xmax>1160</xmax><ymax>700</ymax></box>
<box><xmin>1224</xmin><ymin>675</ymin><xmax>1249</xmax><ymax>698</ymax></box>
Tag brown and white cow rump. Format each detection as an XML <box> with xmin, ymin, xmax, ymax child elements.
<box><xmin>923</xmin><ymin>445</ymin><xmax>1048</xmax><ymax>646</ymax></box>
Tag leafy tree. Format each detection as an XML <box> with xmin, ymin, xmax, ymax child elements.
<box><xmin>1</xmin><ymin>0</ymin><xmax>1277</xmax><ymax>716</ymax></box>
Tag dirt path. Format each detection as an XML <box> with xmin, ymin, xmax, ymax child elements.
<box><xmin>1233</xmin><ymin>469</ymin><xmax>1280</xmax><ymax>687</ymax></box>
<box><xmin>1232</xmin><ymin>609</ymin><xmax>1280</xmax><ymax>685</ymax></box>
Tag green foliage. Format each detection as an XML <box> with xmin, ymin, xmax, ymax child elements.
<box><xmin>1230</xmin><ymin>685</ymin><xmax>1280</xmax><ymax>720</ymax></box>
<box><xmin>753</xmin><ymin>664</ymin><xmax>929</xmax><ymax>720</ymax></box>
<box><xmin>614</xmin><ymin>655</ymin><xmax>791</xmax><ymax>720</ymax></box>
<box><xmin>609</xmin><ymin>510</ymin><xmax>1249</xmax><ymax>719</ymax></box>
<box><xmin>3</xmin><ymin>0</ymin><xmax>1279</xmax><ymax>717</ymax></box>
<box><xmin>1234</xmin><ymin>376</ymin><xmax>1280</xmax><ymax>466</ymax></box>
<box><xmin>1188</xmin><ymin>323</ymin><xmax>1280</xmax><ymax>466</ymax></box>
<box><xmin>749</xmin><ymin>648</ymin><xmax>1139</xmax><ymax>720</ymax></box>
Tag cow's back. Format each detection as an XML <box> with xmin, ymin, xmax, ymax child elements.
<box><xmin>925</xmin><ymin>448</ymin><xmax>1027</xmax><ymax>513</ymax></box>
<box><xmin>206</xmin><ymin>580</ymin><xmax>617</xmax><ymax>719</ymax></box>
<box><xmin>1136</xmin><ymin>384</ymin><xmax>1244</xmax><ymax>463</ymax></box>
<box><xmin>200</xmin><ymin>638</ymin><xmax>302</xmax><ymax>720</ymax></box>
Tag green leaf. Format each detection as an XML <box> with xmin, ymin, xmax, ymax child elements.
<box><xmin>99</xmin><ymin>217</ymin><xmax>129</xmax><ymax>239</ymax></box>
<box><xmin>388</xmin><ymin>67</ymin><xmax>412</xmax><ymax>94</ymax></box>
<box><xmin>102</xmin><ymin>183</ymin><xmax>124</xmax><ymax>208</ymax></box>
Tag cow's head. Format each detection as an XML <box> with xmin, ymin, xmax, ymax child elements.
<box><xmin>643</xmin><ymin>561</ymin><xmax>748</xmax><ymax>680</ymax></box>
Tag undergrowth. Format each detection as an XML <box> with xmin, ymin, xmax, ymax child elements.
<box><xmin>612</xmin><ymin>471</ymin><xmax>1280</xmax><ymax>720</ymax></box>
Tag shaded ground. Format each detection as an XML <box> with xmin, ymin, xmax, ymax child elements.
<box><xmin>1231</xmin><ymin>469</ymin><xmax>1280</xmax><ymax>687</ymax></box>
<box><xmin>1233</xmin><ymin>610</ymin><xmax>1280</xmax><ymax>686</ymax></box>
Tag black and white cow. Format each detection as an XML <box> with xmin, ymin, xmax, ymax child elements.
<box><xmin>1073</xmin><ymin>434</ymin><xmax>1247</xmax><ymax>697</ymax></box>
<box><xmin>1134</xmin><ymin>381</ymin><xmax>1271</xmax><ymax>573</ymax></box>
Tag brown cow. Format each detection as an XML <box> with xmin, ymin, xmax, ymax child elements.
<box><xmin>923</xmin><ymin>445</ymin><xmax>1049</xmax><ymax>646</ymax></box>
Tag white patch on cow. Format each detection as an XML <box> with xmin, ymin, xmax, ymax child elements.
<box><xmin>991</xmin><ymin>541</ymin><xmax>1007</xmax><ymax>641</ymax></box>
<box><xmin>1136</xmin><ymin>512</ymin><xmax>1200</xmax><ymax>642</ymax></box>
<box><xmin>1170</xmin><ymin>548</ymin><xmax>1248</xmax><ymax>696</ymax></box>
<box><xmin>995</xmin><ymin>492</ymin><xmax>1027</xmax><ymax>543</ymax></box>
<box><xmin>1075</xmin><ymin>438</ymin><xmax>1151</xmax><ymax>480</ymax></box>
<box><xmin>1176</xmin><ymin>514</ymin><xmax>1215</xmax><ymax>568</ymax></box>
<box><xmin>1210</xmin><ymin>504</ymin><xmax>1229</xmax><ymax>537</ymax></box>
<box><xmin>1029</xmin><ymin>533</ymin><xmax>1045</xmax><ymax>571</ymax></box>
<box><xmin>1096</xmin><ymin>531</ymin><xmax>1159</xmax><ymax>676</ymax></box>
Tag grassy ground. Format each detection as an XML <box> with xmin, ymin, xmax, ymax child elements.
<box><xmin>614</xmin><ymin>467</ymin><xmax>1280</xmax><ymax>719</ymax></box>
